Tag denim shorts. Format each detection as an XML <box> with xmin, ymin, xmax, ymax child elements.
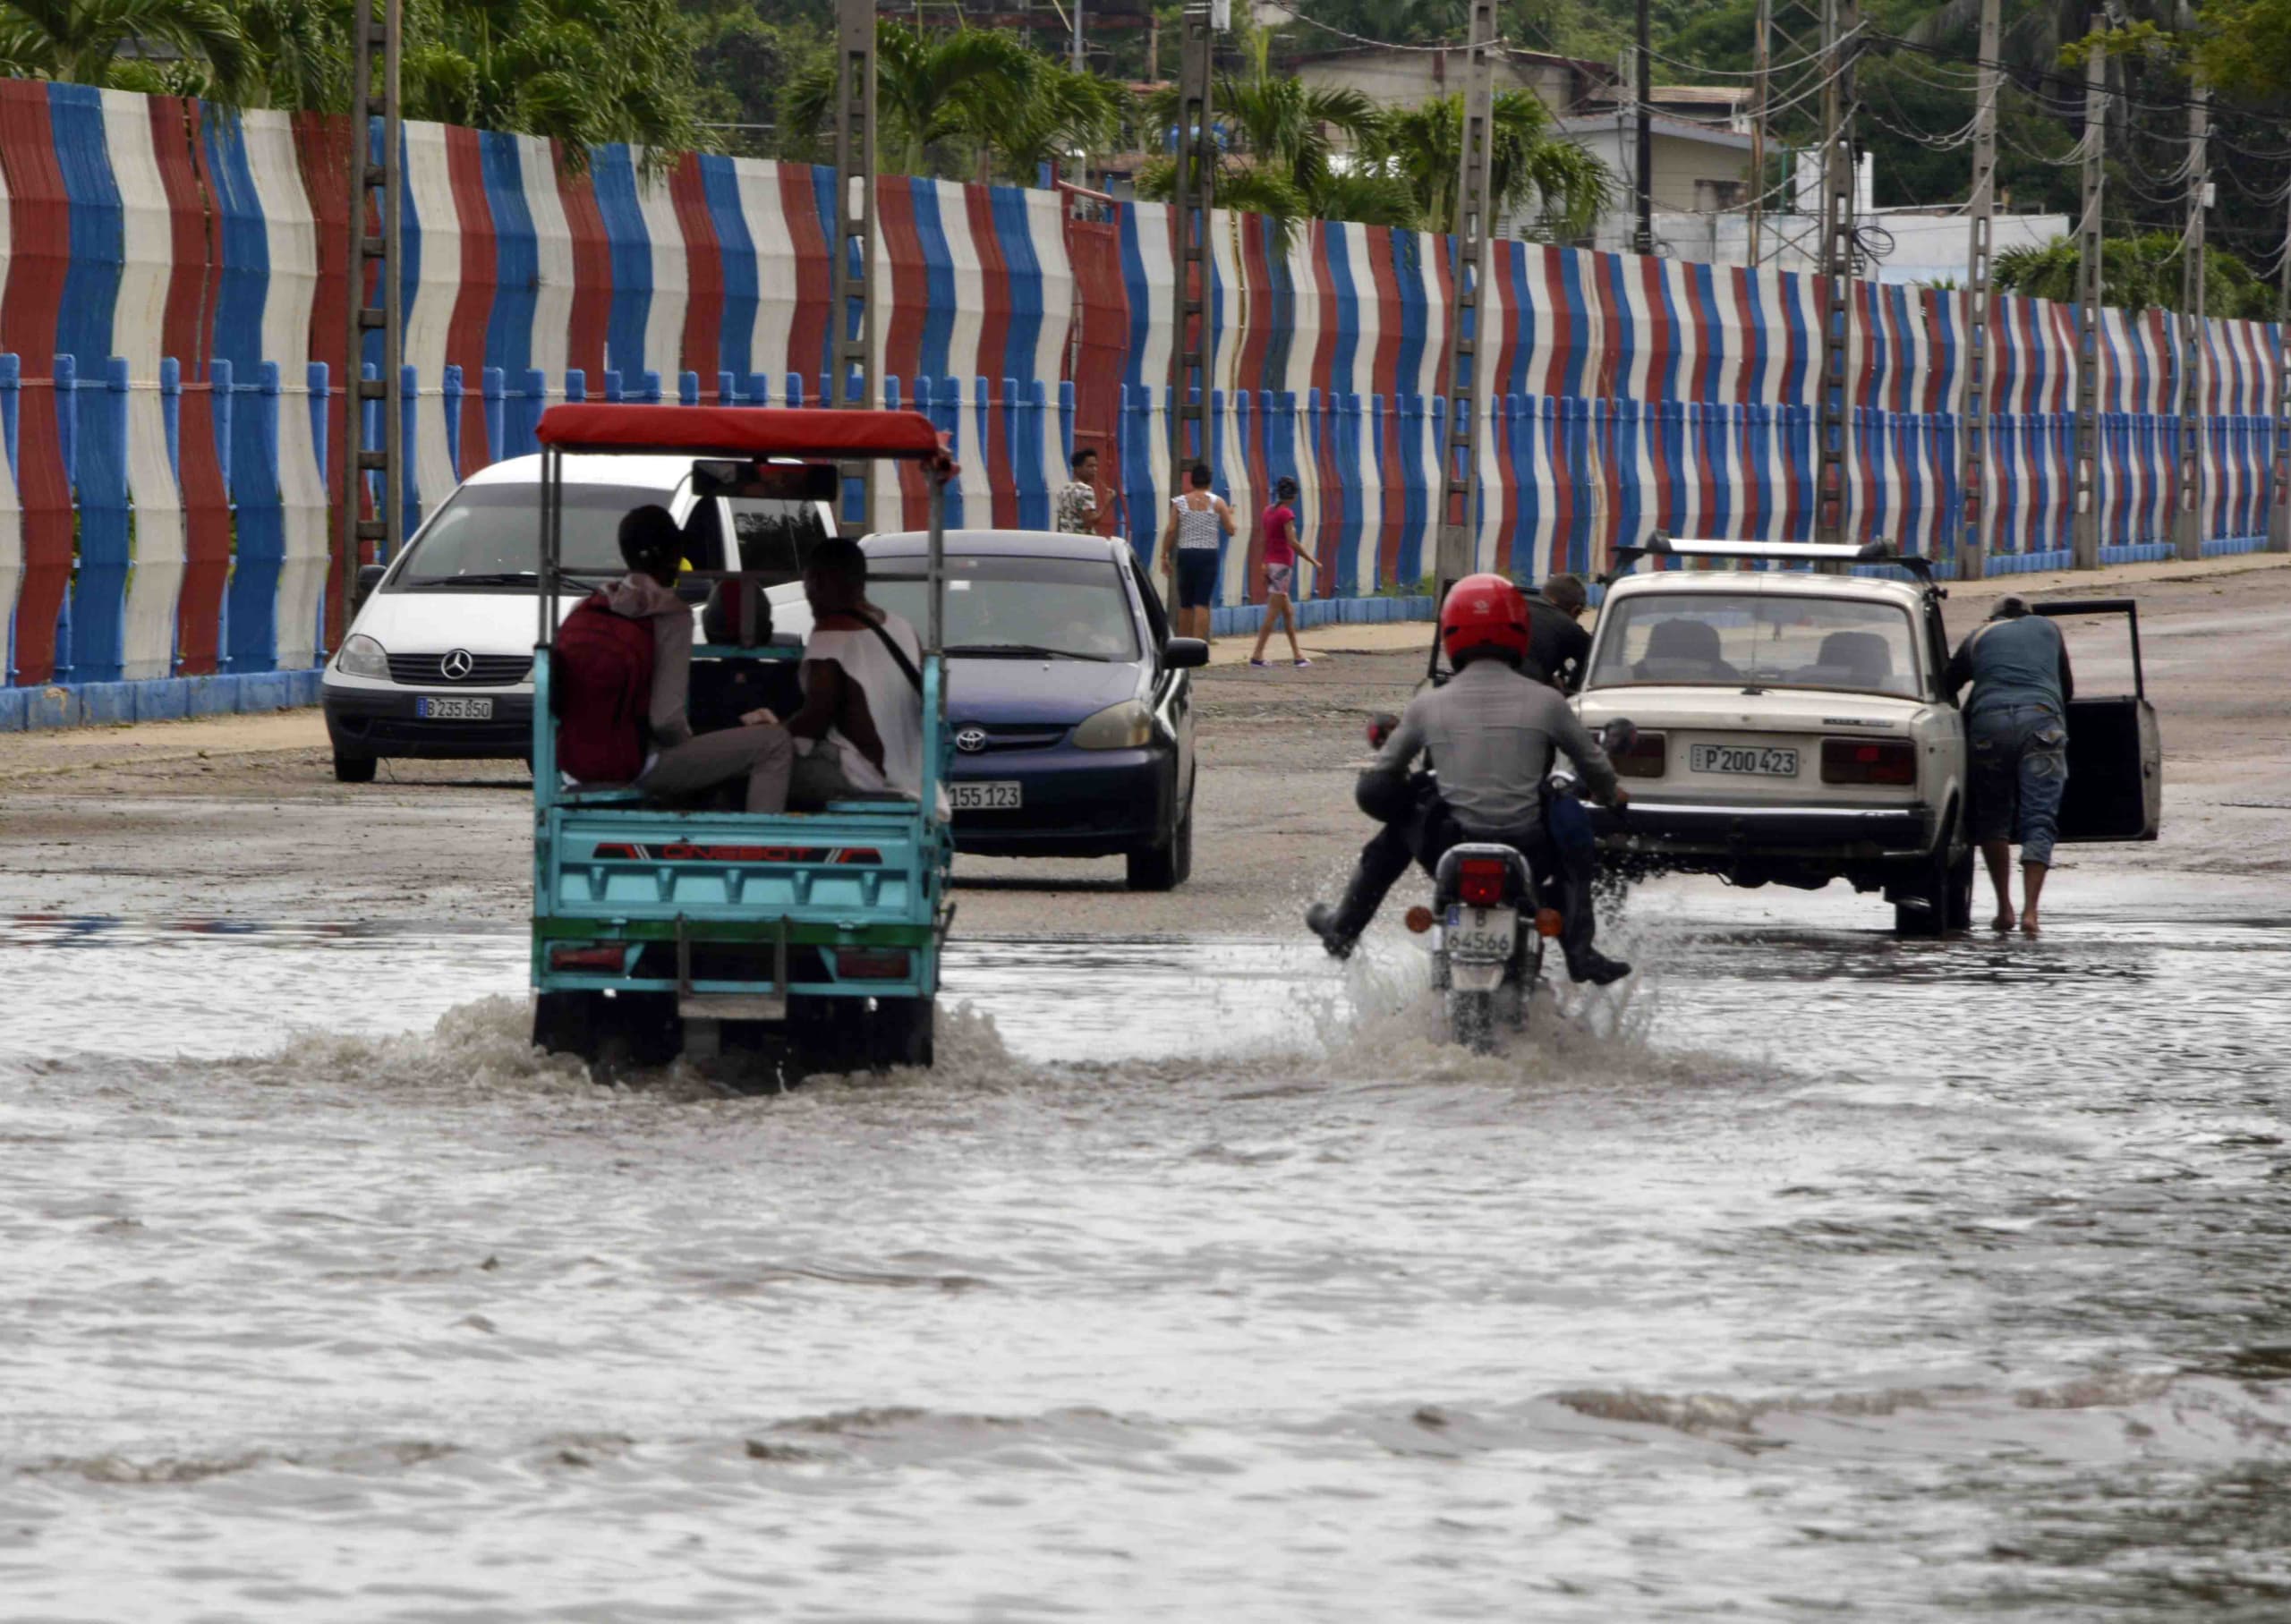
<box><xmin>1970</xmin><ymin>703</ymin><xmax>2069</xmax><ymax>864</ymax></box>
<box><xmin>1176</xmin><ymin>548</ymin><xmax>1220</xmax><ymax>608</ymax></box>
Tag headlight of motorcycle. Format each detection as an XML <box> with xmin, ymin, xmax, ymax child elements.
<box><xmin>1071</xmin><ymin>699</ymin><xmax>1154</xmax><ymax>751</ymax></box>
<box><xmin>336</xmin><ymin>633</ymin><xmax>390</xmax><ymax>679</ymax></box>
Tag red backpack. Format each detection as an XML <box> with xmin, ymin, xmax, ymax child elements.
<box><xmin>553</xmin><ymin>591</ymin><xmax>656</xmax><ymax>783</ymax></box>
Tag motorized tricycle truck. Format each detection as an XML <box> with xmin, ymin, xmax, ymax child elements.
<box><xmin>525</xmin><ymin>404</ymin><xmax>957</xmax><ymax>1076</ymax></box>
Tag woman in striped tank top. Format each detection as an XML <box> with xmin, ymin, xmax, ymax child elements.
<box><xmin>1159</xmin><ymin>462</ymin><xmax>1234</xmax><ymax>642</ymax></box>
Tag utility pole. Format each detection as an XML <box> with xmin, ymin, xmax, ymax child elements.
<box><xmin>1955</xmin><ymin>0</ymin><xmax>2000</xmax><ymax>579</ymax></box>
<box><xmin>1071</xmin><ymin>0</ymin><xmax>1084</xmax><ymax>72</ymax></box>
<box><xmin>1439</xmin><ymin>0</ymin><xmax>1497</xmax><ymax>590</ymax></box>
<box><xmin>342</xmin><ymin>0</ymin><xmax>402</xmax><ymax>641</ymax></box>
<box><xmin>1633</xmin><ymin>0</ymin><xmax>1653</xmax><ymax>255</ymax></box>
<box><xmin>2072</xmin><ymin>30</ymin><xmax>2107</xmax><ymax>571</ymax></box>
<box><xmin>832</xmin><ymin>0</ymin><xmax>877</xmax><ymax>534</ymax></box>
<box><xmin>2172</xmin><ymin>81</ymin><xmax>2210</xmax><ymax>562</ymax></box>
<box><xmin>1748</xmin><ymin>0</ymin><xmax>1770</xmax><ymax>267</ymax></box>
<box><xmin>1813</xmin><ymin>0</ymin><xmax>1860</xmax><ymax>549</ymax></box>
<box><xmin>2271</xmin><ymin>183</ymin><xmax>2291</xmax><ymax>552</ymax></box>
<box><xmin>1168</xmin><ymin>2</ymin><xmax>1215</xmax><ymax>597</ymax></box>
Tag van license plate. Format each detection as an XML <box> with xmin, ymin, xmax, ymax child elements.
<box><xmin>1690</xmin><ymin>744</ymin><xmax>1797</xmax><ymax>777</ymax></box>
<box><xmin>417</xmin><ymin>696</ymin><xmax>492</xmax><ymax>720</ymax></box>
<box><xmin>950</xmin><ymin>781</ymin><xmax>1022</xmax><ymax>811</ymax></box>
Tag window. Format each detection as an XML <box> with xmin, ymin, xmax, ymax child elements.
<box><xmin>1588</xmin><ymin>592</ymin><xmax>1921</xmax><ymax>698</ymax></box>
<box><xmin>870</xmin><ymin>556</ymin><xmax>1140</xmax><ymax>662</ymax></box>
<box><xmin>729</xmin><ymin>497</ymin><xmax>832</xmax><ymax>584</ymax></box>
<box><xmin>393</xmin><ymin>482</ymin><xmax>666</xmax><ymax>587</ymax></box>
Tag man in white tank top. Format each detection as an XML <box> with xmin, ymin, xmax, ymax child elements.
<box><xmin>737</xmin><ymin>538</ymin><xmax>927</xmax><ymax>808</ymax></box>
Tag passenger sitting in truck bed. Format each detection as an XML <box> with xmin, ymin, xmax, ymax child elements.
<box><xmin>747</xmin><ymin>537</ymin><xmax>928</xmax><ymax>808</ymax></box>
<box><xmin>558</xmin><ymin>515</ymin><xmax>923</xmax><ymax>812</ymax></box>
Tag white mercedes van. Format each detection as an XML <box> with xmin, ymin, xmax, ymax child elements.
<box><xmin>321</xmin><ymin>453</ymin><xmax>832</xmax><ymax>781</ymax></box>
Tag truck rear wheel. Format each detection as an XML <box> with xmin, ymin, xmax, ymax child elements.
<box><xmin>866</xmin><ymin>997</ymin><xmax>935</xmax><ymax>1070</ymax></box>
<box><xmin>532</xmin><ymin>991</ymin><xmax>600</xmax><ymax>1061</ymax></box>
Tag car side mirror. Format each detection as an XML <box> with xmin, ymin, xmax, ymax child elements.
<box><xmin>353</xmin><ymin>562</ymin><xmax>386</xmax><ymax>613</ymax></box>
<box><xmin>1163</xmin><ymin>637</ymin><xmax>1209</xmax><ymax>670</ymax></box>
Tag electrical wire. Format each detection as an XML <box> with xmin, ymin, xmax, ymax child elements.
<box><xmin>1876</xmin><ymin>30</ymin><xmax>2291</xmax><ymax>133</ymax></box>
<box><xmin>1270</xmin><ymin>2</ymin><xmax>1481</xmax><ymax>55</ymax></box>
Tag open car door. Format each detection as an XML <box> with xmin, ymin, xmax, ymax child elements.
<box><xmin>2034</xmin><ymin>599</ymin><xmax>2161</xmax><ymax>842</ymax></box>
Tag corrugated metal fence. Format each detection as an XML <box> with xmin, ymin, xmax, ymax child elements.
<box><xmin>0</xmin><ymin>80</ymin><xmax>2280</xmax><ymax>724</ymax></box>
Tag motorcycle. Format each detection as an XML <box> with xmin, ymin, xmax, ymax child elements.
<box><xmin>1365</xmin><ymin>713</ymin><xmax>1637</xmax><ymax>1052</ymax></box>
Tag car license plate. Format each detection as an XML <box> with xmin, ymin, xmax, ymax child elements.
<box><xmin>1690</xmin><ymin>743</ymin><xmax>1797</xmax><ymax>778</ymax></box>
<box><xmin>1444</xmin><ymin>905</ymin><xmax>1516</xmax><ymax>961</ymax></box>
<box><xmin>417</xmin><ymin>695</ymin><xmax>493</xmax><ymax>720</ymax></box>
<box><xmin>950</xmin><ymin>780</ymin><xmax>1022</xmax><ymax>812</ymax></box>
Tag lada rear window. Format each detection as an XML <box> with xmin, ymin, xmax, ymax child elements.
<box><xmin>1588</xmin><ymin>591</ymin><xmax>1921</xmax><ymax>697</ymax></box>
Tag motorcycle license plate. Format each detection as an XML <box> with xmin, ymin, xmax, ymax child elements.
<box><xmin>1444</xmin><ymin>905</ymin><xmax>1516</xmax><ymax>961</ymax></box>
<box><xmin>417</xmin><ymin>695</ymin><xmax>492</xmax><ymax>720</ymax></box>
<box><xmin>950</xmin><ymin>781</ymin><xmax>1022</xmax><ymax>811</ymax></box>
<box><xmin>1690</xmin><ymin>743</ymin><xmax>1797</xmax><ymax>777</ymax></box>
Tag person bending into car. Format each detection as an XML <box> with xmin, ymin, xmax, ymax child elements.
<box><xmin>1520</xmin><ymin>573</ymin><xmax>1593</xmax><ymax>692</ymax></box>
<box><xmin>1305</xmin><ymin>574</ymin><xmax>1632</xmax><ymax>985</ymax></box>
<box><xmin>1946</xmin><ymin>594</ymin><xmax>2074</xmax><ymax>936</ymax></box>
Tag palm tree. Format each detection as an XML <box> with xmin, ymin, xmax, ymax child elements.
<box><xmin>786</xmin><ymin>22</ymin><xmax>1040</xmax><ymax>179</ymax></box>
<box><xmin>0</xmin><ymin>0</ymin><xmax>255</xmax><ymax>98</ymax></box>
<box><xmin>400</xmin><ymin>0</ymin><xmax>697</xmax><ymax>166</ymax></box>
<box><xmin>1365</xmin><ymin>90</ymin><xmax>1610</xmax><ymax>241</ymax></box>
<box><xmin>981</xmin><ymin>55</ymin><xmax>1128</xmax><ymax>186</ymax></box>
<box><xmin>1993</xmin><ymin>231</ymin><xmax>2276</xmax><ymax>318</ymax></box>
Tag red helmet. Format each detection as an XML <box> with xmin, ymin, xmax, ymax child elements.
<box><xmin>1439</xmin><ymin>574</ymin><xmax>1530</xmax><ymax>664</ymax></box>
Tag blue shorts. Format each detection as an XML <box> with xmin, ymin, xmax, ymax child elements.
<box><xmin>1176</xmin><ymin>548</ymin><xmax>1220</xmax><ymax>609</ymax></box>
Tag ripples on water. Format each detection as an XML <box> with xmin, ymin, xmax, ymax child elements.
<box><xmin>3</xmin><ymin>894</ymin><xmax>2289</xmax><ymax>1620</ymax></box>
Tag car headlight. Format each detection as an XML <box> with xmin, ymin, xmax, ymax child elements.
<box><xmin>336</xmin><ymin>633</ymin><xmax>390</xmax><ymax>679</ymax></box>
<box><xmin>1071</xmin><ymin>699</ymin><xmax>1154</xmax><ymax>750</ymax></box>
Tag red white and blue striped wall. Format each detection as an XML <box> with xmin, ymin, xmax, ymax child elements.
<box><xmin>0</xmin><ymin>81</ymin><xmax>2281</xmax><ymax>717</ymax></box>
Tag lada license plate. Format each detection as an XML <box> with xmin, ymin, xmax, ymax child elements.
<box><xmin>417</xmin><ymin>695</ymin><xmax>492</xmax><ymax>720</ymax></box>
<box><xmin>1691</xmin><ymin>744</ymin><xmax>1797</xmax><ymax>778</ymax></box>
<box><xmin>1444</xmin><ymin>905</ymin><xmax>1516</xmax><ymax>961</ymax></box>
<box><xmin>950</xmin><ymin>780</ymin><xmax>1022</xmax><ymax>811</ymax></box>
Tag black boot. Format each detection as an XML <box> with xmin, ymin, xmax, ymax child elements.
<box><xmin>1556</xmin><ymin>870</ymin><xmax>1631</xmax><ymax>986</ymax></box>
<box><xmin>1306</xmin><ymin>897</ymin><xmax>1367</xmax><ymax>960</ymax></box>
<box><xmin>1307</xmin><ymin>819</ymin><xmax>1418</xmax><ymax>960</ymax></box>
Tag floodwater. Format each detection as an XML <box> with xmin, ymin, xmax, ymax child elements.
<box><xmin>4</xmin><ymin>881</ymin><xmax>2291</xmax><ymax>1621</ymax></box>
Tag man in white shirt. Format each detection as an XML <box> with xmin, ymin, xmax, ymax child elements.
<box><xmin>740</xmin><ymin>537</ymin><xmax>925</xmax><ymax>806</ymax></box>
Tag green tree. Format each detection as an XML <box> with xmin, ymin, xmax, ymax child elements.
<box><xmin>0</xmin><ymin>0</ymin><xmax>256</xmax><ymax>97</ymax></box>
<box><xmin>686</xmin><ymin>1</ymin><xmax>830</xmax><ymax>159</ymax></box>
<box><xmin>400</xmin><ymin>0</ymin><xmax>699</xmax><ymax>163</ymax></box>
<box><xmin>1365</xmin><ymin>89</ymin><xmax>1610</xmax><ymax>239</ymax></box>
<box><xmin>1993</xmin><ymin>231</ymin><xmax>2277</xmax><ymax>317</ymax></box>
<box><xmin>984</xmin><ymin>55</ymin><xmax>1128</xmax><ymax>184</ymax></box>
<box><xmin>785</xmin><ymin>22</ymin><xmax>1041</xmax><ymax>177</ymax></box>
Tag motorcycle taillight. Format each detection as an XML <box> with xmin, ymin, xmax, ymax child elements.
<box><xmin>1457</xmin><ymin>857</ymin><xmax>1509</xmax><ymax>908</ymax></box>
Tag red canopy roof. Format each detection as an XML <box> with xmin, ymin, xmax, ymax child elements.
<box><xmin>536</xmin><ymin>404</ymin><xmax>951</xmax><ymax>472</ymax></box>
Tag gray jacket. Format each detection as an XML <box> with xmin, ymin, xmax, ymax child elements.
<box><xmin>1372</xmin><ymin>657</ymin><xmax>1619</xmax><ymax>833</ymax></box>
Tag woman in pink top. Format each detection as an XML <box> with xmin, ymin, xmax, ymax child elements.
<box><xmin>1248</xmin><ymin>476</ymin><xmax>1322</xmax><ymax>668</ymax></box>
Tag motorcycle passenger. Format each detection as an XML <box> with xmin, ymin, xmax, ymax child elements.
<box><xmin>1305</xmin><ymin>574</ymin><xmax>1633</xmax><ymax>985</ymax></box>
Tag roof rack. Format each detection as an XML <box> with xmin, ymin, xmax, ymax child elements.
<box><xmin>1603</xmin><ymin>533</ymin><xmax>1938</xmax><ymax>591</ymax></box>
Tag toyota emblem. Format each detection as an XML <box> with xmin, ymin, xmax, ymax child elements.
<box><xmin>439</xmin><ymin>649</ymin><xmax>475</xmax><ymax>681</ymax></box>
<box><xmin>955</xmin><ymin>727</ymin><xmax>988</xmax><ymax>753</ymax></box>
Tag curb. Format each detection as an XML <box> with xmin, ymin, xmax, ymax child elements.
<box><xmin>2</xmin><ymin>670</ymin><xmax>325</xmax><ymax>733</ymax></box>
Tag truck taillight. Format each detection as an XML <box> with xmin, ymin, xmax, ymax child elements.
<box><xmin>1458</xmin><ymin>857</ymin><xmax>1509</xmax><ymax>908</ymax></box>
<box><xmin>1611</xmin><ymin>728</ymin><xmax>1666</xmax><ymax>778</ymax></box>
<box><xmin>835</xmin><ymin>948</ymin><xmax>911</xmax><ymax>980</ymax></box>
<box><xmin>1822</xmin><ymin>738</ymin><xmax>1917</xmax><ymax>786</ymax></box>
<box><xmin>549</xmin><ymin>944</ymin><xmax>625</xmax><ymax>971</ymax></box>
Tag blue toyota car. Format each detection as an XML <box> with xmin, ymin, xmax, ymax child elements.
<box><xmin>771</xmin><ymin>530</ymin><xmax>1208</xmax><ymax>890</ymax></box>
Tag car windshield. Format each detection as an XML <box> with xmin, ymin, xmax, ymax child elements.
<box><xmin>870</xmin><ymin>555</ymin><xmax>1139</xmax><ymax>662</ymax></box>
<box><xmin>1588</xmin><ymin>591</ymin><xmax>1921</xmax><ymax>698</ymax></box>
<box><xmin>393</xmin><ymin>481</ymin><xmax>668</xmax><ymax>588</ymax></box>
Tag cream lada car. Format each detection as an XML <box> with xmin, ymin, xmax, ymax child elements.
<box><xmin>1572</xmin><ymin>537</ymin><xmax>2160</xmax><ymax>934</ymax></box>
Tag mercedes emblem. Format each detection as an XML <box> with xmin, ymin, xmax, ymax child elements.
<box><xmin>439</xmin><ymin>649</ymin><xmax>475</xmax><ymax>681</ymax></box>
<box><xmin>954</xmin><ymin>727</ymin><xmax>988</xmax><ymax>754</ymax></box>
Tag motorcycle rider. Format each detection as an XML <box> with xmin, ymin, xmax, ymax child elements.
<box><xmin>1305</xmin><ymin>574</ymin><xmax>1633</xmax><ymax>985</ymax></box>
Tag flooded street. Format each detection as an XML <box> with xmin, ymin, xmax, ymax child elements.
<box><xmin>7</xmin><ymin>872</ymin><xmax>2291</xmax><ymax>1621</ymax></box>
